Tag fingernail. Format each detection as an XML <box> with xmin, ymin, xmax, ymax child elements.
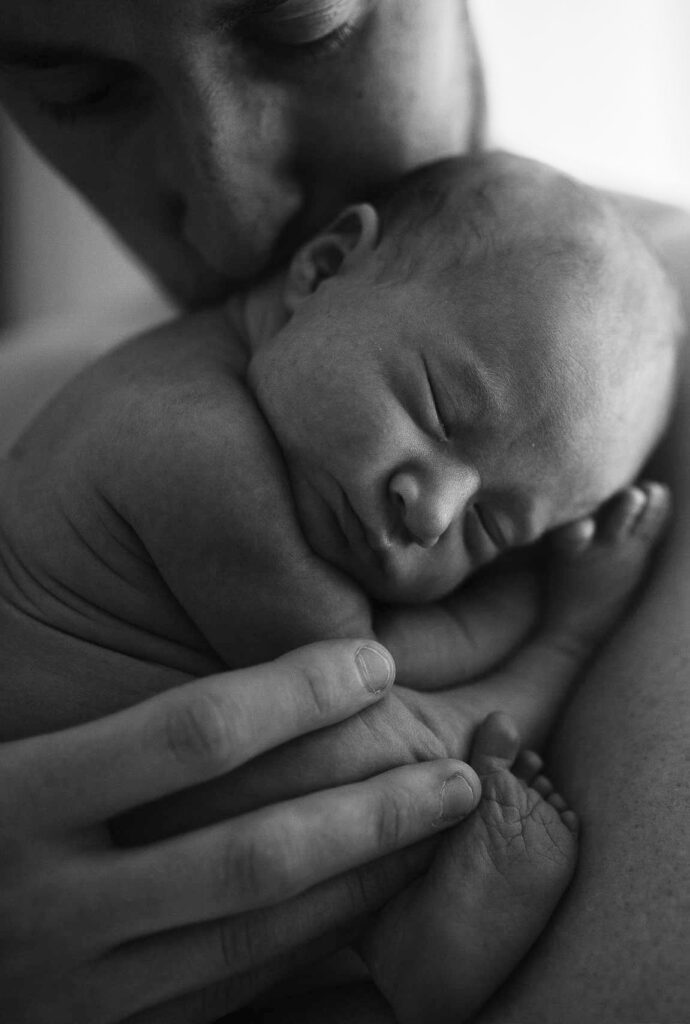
<box><xmin>355</xmin><ymin>644</ymin><xmax>394</xmax><ymax>694</ymax></box>
<box><xmin>434</xmin><ymin>773</ymin><xmax>477</xmax><ymax>825</ymax></box>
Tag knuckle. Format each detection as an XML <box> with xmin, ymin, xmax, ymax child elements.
<box><xmin>297</xmin><ymin>659</ymin><xmax>337</xmax><ymax>722</ymax></box>
<box><xmin>361</xmin><ymin>692</ymin><xmax>448</xmax><ymax>764</ymax></box>
<box><xmin>373</xmin><ymin>787</ymin><xmax>411</xmax><ymax>851</ymax></box>
<box><xmin>343</xmin><ymin>860</ymin><xmax>386</xmax><ymax>915</ymax></box>
<box><xmin>396</xmin><ymin>692</ymin><xmax>452</xmax><ymax>761</ymax></box>
<box><xmin>227</xmin><ymin>827</ymin><xmax>296</xmax><ymax>908</ymax></box>
<box><xmin>344</xmin><ymin>841</ymin><xmax>429</xmax><ymax>916</ymax></box>
<box><xmin>163</xmin><ymin>691</ymin><xmax>233</xmax><ymax>773</ymax></box>
<box><xmin>195</xmin><ymin>975</ymin><xmax>261</xmax><ymax>1020</ymax></box>
<box><xmin>216</xmin><ymin>910</ymin><xmax>269</xmax><ymax>975</ymax></box>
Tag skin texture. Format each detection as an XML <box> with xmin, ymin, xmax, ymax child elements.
<box><xmin>0</xmin><ymin>154</ymin><xmax>679</xmax><ymax>1022</ymax></box>
<box><xmin>466</xmin><ymin>201</ymin><xmax>690</xmax><ymax>1024</ymax></box>
<box><xmin>0</xmin><ymin>637</ymin><xmax>491</xmax><ymax>1024</ymax></box>
<box><xmin>0</xmin><ymin>236</ymin><xmax>687</xmax><ymax>1024</ymax></box>
<box><xmin>247</xmin><ymin>157</ymin><xmax>677</xmax><ymax>604</ymax></box>
<box><xmin>0</xmin><ymin>154</ymin><xmax>673</xmax><ymax>708</ymax></box>
<box><xmin>261</xmin><ymin>486</ymin><xmax>668</xmax><ymax>1024</ymax></box>
<box><xmin>0</xmin><ymin>0</ymin><xmax>689</xmax><ymax>1018</ymax></box>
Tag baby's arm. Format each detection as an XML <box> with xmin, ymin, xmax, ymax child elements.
<box><xmin>374</xmin><ymin>552</ymin><xmax>541</xmax><ymax>690</ymax></box>
<box><xmin>378</xmin><ymin>482</ymin><xmax>670</xmax><ymax>753</ymax></box>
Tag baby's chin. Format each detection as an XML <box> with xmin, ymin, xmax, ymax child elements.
<box><xmin>350</xmin><ymin>560</ymin><xmax>464</xmax><ymax>606</ymax></box>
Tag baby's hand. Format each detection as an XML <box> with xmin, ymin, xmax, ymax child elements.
<box><xmin>544</xmin><ymin>481</ymin><xmax>670</xmax><ymax>649</ymax></box>
<box><xmin>373</xmin><ymin>481</ymin><xmax>671</xmax><ymax>761</ymax></box>
<box><xmin>375</xmin><ymin>554</ymin><xmax>540</xmax><ymax>690</ymax></box>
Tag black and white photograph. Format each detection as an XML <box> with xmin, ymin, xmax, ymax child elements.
<box><xmin>1</xmin><ymin>2</ymin><xmax>689</xmax><ymax>1021</ymax></box>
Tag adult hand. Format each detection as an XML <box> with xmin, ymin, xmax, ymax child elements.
<box><xmin>0</xmin><ymin>639</ymin><xmax>481</xmax><ymax>1024</ymax></box>
<box><xmin>117</xmin><ymin>559</ymin><xmax>545</xmax><ymax>845</ymax></box>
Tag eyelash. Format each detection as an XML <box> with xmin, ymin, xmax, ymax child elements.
<box><xmin>36</xmin><ymin>78</ymin><xmax>138</xmax><ymax>125</ymax></box>
<box><xmin>35</xmin><ymin>17</ymin><xmax>359</xmax><ymax>126</ymax></box>
<box><xmin>238</xmin><ymin>17</ymin><xmax>359</xmax><ymax>67</ymax></box>
<box><xmin>423</xmin><ymin>357</ymin><xmax>450</xmax><ymax>441</ymax></box>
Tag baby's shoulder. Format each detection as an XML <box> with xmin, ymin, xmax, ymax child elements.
<box><xmin>7</xmin><ymin>305</ymin><xmax>272</xmax><ymax>527</ymax></box>
<box><xmin>100</xmin><ymin>305</ymin><xmax>251</xmax><ymax>403</ymax></box>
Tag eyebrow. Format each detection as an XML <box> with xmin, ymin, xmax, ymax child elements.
<box><xmin>0</xmin><ymin>42</ymin><xmax>105</xmax><ymax>72</ymax></box>
<box><xmin>207</xmin><ymin>0</ymin><xmax>291</xmax><ymax>33</ymax></box>
<box><xmin>0</xmin><ymin>0</ymin><xmax>293</xmax><ymax>72</ymax></box>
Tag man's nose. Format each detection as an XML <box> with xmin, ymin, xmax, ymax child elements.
<box><xmin>150</xmin><ymin>81</ymin><xmax>301</xmax><ymax>264</ymax></box>
<box><xmin>388</xmin><ymin>463</ymin><xmax>478</xmax><ymax>548</ymax></box>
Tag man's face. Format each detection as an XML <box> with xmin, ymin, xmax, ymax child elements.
<box><xmin>0</xmin><ymin>0</ymin><xmax>475</xmax><ymax>307</ymax></box>
<box><xmin>250</xmin><ymin>265</ymin><xmax>648</xmax><ymax>604</ymax></box>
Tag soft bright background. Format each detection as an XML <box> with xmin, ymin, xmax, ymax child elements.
<box><xmin>1</xmin><ymin>0</ymin><xmax>689</xmax><ymax>328</ymax></box>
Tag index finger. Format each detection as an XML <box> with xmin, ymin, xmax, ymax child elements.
<box><xmin>2</xmin><ymin>639</ymin><xmax>394</xmax><ymax>831</ymax></box>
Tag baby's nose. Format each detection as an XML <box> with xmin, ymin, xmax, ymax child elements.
<box><xmin>389</xmin><ymin>466</ymin><xmax>473</xmax><ymax>548</ymax></box>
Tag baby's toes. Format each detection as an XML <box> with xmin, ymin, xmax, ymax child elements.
<box><xmin>551</xmin><ymin>481</ymin><xmax>669</xmax><ymax>562</ymax></box>
<box><xmin>469</xmin><ymin>716</ymin><xmax>576</xmax><ymax>872</ymax></box>
<box><xmin>627</xmin><ymin>481</ymin><xmax>670</xmax><ymax>542</ymax></box>
<box><xmin>469</xmin><ymin>712</ymin><xmax>521</xmax><ymax>778</ymax></box>
<box><xmin>477</xmin><ymin>760</ymin><xmax>577</xmax><ymax>880</ymax></box>
<box><xmin>544</xmin><ymin>787</ymin><xmax>578</xmax><ymax>834</ymax></box>
<box><xmin>513</xmin><ymin>749</ymin><xmax>544</xmax><ymax>787</ymax></box>
<box><xmin>531</xmin><ymin>773</ymin><xmax>555</xmax><ymax>800</ymax></box>
<box><xmin>551</xmin><ymin>515</ymin><xmax>596</xmax><ymax>557</ymax></box>
<box><xmin>469</xmin><ymin>715</ymin><xmax>577</xmax><ymax>881</ymax></box>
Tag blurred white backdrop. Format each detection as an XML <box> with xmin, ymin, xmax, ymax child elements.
<box><xmin>473</xmin><ymin>0</ymin><xmax>690</xmax><ymax>205</ymax></box>
<box><xmin>1</xmin><ymin>0</ymin><xmax>689</xmax><ymax>327</ymax></box>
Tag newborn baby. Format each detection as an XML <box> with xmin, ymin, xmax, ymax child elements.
<box><xmin>0</xmin><ymin>151</ymin><xmax>680</xmax><ymax>1020</ymax></box>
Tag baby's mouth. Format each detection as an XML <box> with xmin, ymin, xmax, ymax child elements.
<box><xmin>336</xmin><ymin>487</ymin><xmax>388</xmax><ymax>573</ymax></box>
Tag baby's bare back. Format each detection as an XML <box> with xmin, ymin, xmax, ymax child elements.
<box><xmin>0</xmin><ymin>306</ymin><xmax>370</xmax><ymax>742</ymax></box>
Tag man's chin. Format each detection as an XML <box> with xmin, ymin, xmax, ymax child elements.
<box><xmin>161</xmin><ymin>272</ymin><xmax>237</xmax><ymax>311</ymax></box>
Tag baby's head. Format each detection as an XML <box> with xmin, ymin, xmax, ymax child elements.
<box><xmin>249</xmin><ymin>152</ymin><xmax>682</xmax><ymax>603</ymax></box>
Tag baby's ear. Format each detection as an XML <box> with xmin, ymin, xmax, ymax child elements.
<box><xmin>284</xmin><ymin>203</ymin><xmax>380</xmax><ymax>312</ymax></box>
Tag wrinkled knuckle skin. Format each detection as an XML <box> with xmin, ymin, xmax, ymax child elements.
<box><xmin>224</xmin><ymin>829</ymin><xmax>295</xmax><ymax>910</ymax></box>
<box><xmin>368</xmin><ymin>692</ymin><xmax>449</xmax><ymax>765</ymax></box>
<box><xmin>299</xmin><ymin>659</ymin><xmax>337</xmax><ymax>722</ymax></box>
<box><xmin>217</xmin><ymin>909</ymin><xmax>271</xmax><ymax>976</ymax></box>
<box><xmin>164</xmin><ymin>692</ymin><xmax>233</xmax><ymax>773</ymax></box>
<box><xmin>374</xmin><ymin>790</ymin><xmax>410</xmax><ymax>852</ymax></box>
<box><xmin>342</xmin><ymin>855</ymin><xmax>407</xmax><ymax>917</ymax></box>
<box><xmin>402</xmin><ymin>691</ymin><xmax>457</xmax><ymax>762</ymax></box>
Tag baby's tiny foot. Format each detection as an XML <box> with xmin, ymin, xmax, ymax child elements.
<box><xmin>475</xmin><ymin>713</ymin><xmax>579</xmax><ymax>837</ymax></box>
<box><xmin>466</xmin><ymin>711</ymin><xmax>578</xmax><ymax>889</ymax></box>
<box><xmin>546</xmin><ymin>481</ymin><xmax>670</xmax><ymax>645</ymax></box>
<box><xmin>363</xmin><ymin>713</ymin><xmax>577</xmax><ymax>1024</ymax></box>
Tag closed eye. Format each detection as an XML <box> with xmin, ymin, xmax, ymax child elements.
<box><xmin>227</xmin><ymin>0</ymin><xmax>366</xmax><ymax>65</ymax></box>
<box><xmin>422</xmin><ymin>354</ymin><xmax>449</xmax><ymax>441</ymax></box>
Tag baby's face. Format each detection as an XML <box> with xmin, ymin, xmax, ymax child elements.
<box><xmin>250</xmin><ymin>267</ymin><xmax>650</xmax><ymax>604</ymax></box>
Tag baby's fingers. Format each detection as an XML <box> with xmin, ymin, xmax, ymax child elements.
<box><xmin>0</xmin><ymin>639</ymin><xmax>395</xmax><ymax>833</ymax></box>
